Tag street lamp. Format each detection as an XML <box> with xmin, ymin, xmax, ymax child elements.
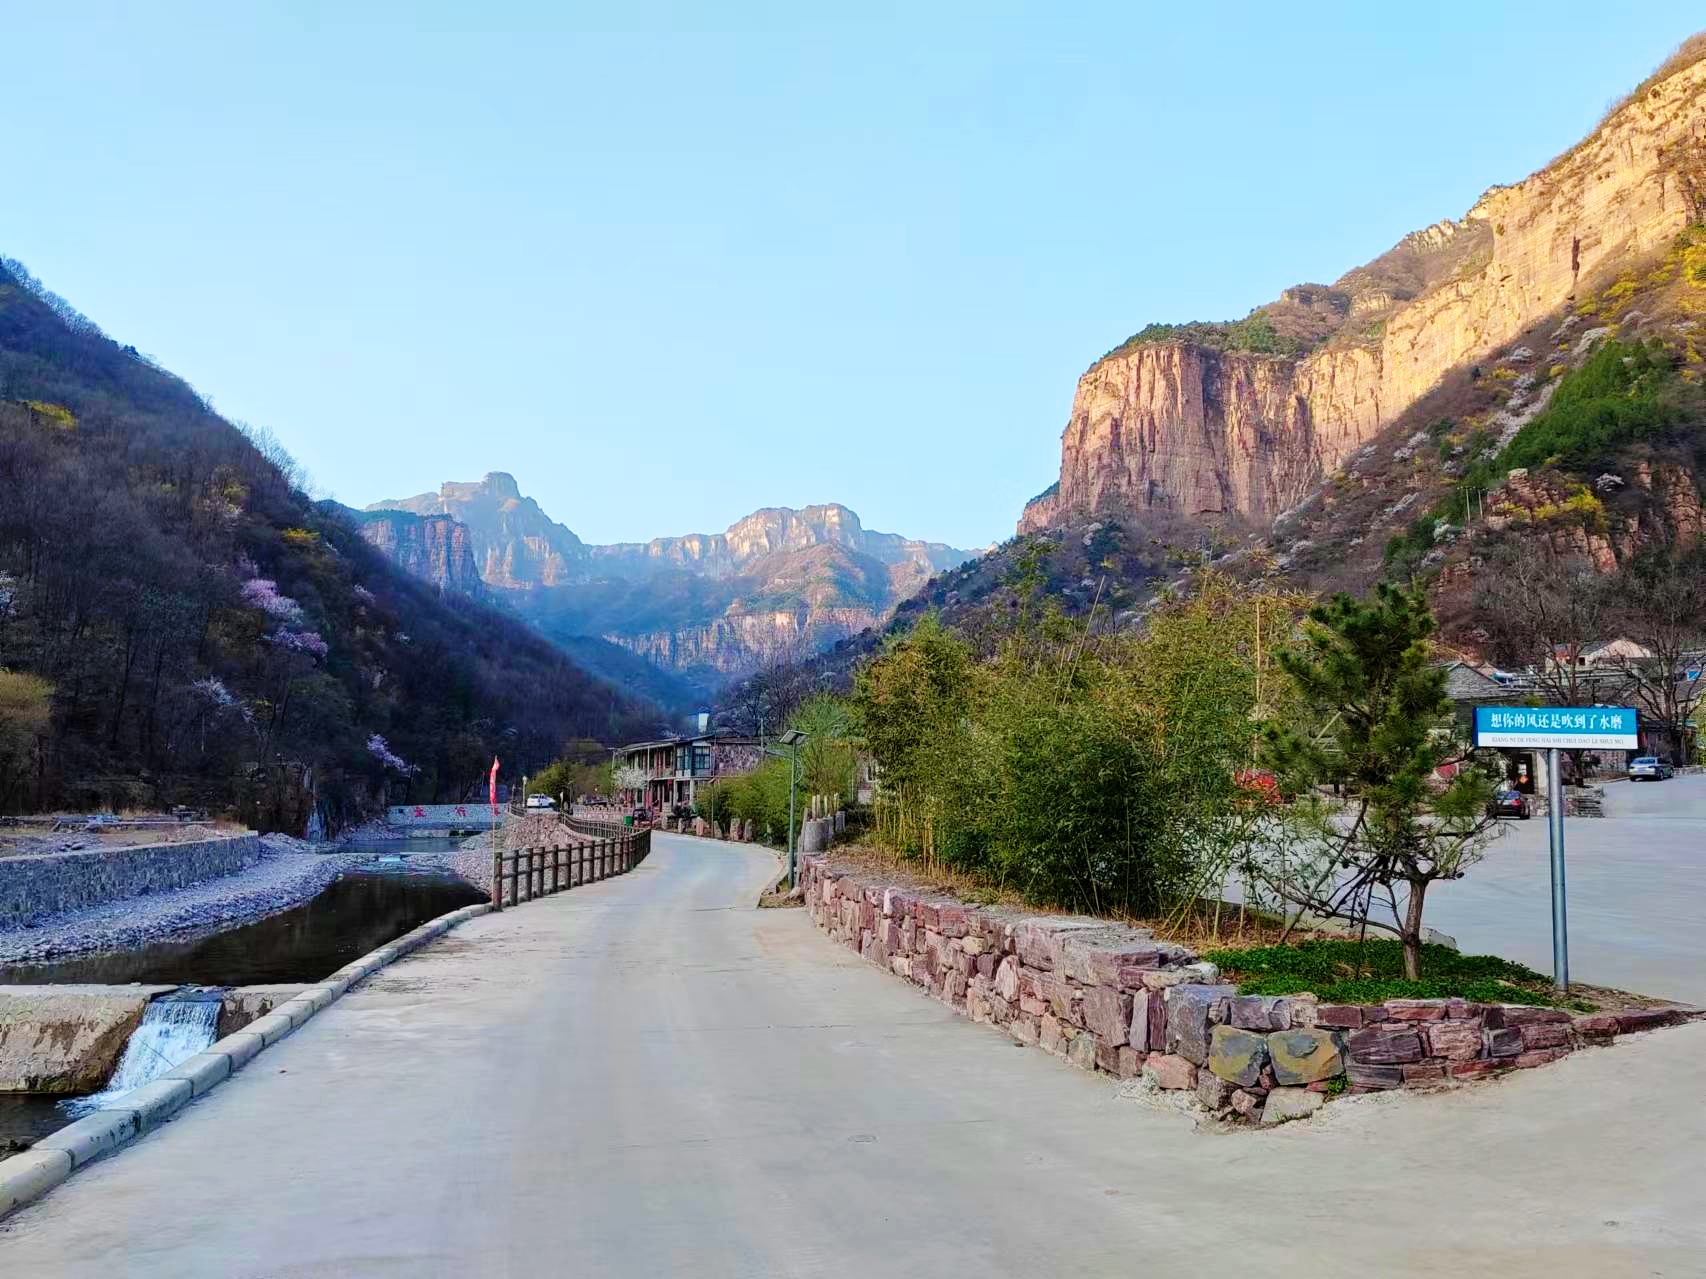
<box><xmin>771</xmin><ymin>729</ymin><xmax>807</xmax><ymax>886</ymax></box>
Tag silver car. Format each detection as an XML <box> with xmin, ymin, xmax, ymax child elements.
<box><xmin>1628</xmin><ymin>756</ymin><xmax>1674</xmax><ymax>781</ymax></box>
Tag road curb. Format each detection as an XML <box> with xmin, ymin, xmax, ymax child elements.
<box><xmin>0</xmin><ymin>900</ymin><xmax>492</xmax><ymax>1222</ymax></box>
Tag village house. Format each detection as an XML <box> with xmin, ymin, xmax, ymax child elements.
<box><xmin>614</xmin><ymin>730</ymin><xmax>763</xmax><ymax>814</ymax></box>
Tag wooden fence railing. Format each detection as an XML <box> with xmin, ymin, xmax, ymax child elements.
<box><xmin>489</xmin><ymin>827</ymin><xmax>651</xmax><ymax>910</ymax></box>
<box><xmin>563</xmin><ymin>813</ymin><xmax>631</xmax><ymax>840</ymax></box>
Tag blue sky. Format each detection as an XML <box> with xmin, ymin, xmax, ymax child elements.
<box><xmin>5</xmin><ymin>3</ymin><xmax>1701</xmax><ymax>549</ymax></box>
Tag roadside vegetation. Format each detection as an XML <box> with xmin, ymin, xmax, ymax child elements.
<box><xmin>696</xmin><ymin>695</ymin><xmax>859</xmax><ymax>843</ymax></box>
<box><xmin>817</xmin><ymin>560</ymin><xmax>1582</xmax><ymax>999</ymax></box>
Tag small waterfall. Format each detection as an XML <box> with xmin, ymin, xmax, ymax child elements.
<box><xmin>62</xmin><ymin>990</ymin><xmax>222</xmax><ymax>1118</ymax></box>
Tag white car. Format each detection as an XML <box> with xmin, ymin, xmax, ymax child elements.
<box><xmin>525</xmin><ymin>794</ymin><xmax>557</xmax><ymax>810</ymax></box>
<box><xmin>1627</xmin><ymin>757</ymin><xmax>1674</xmax><ymax>781</ymax></box>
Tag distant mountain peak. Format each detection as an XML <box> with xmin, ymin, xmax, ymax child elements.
<box><xmin>358</xmin><ymin>475</ymin><xmax>977</xmax><ymax>692</ymax></box>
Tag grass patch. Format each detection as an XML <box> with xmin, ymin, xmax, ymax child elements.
<box><xmin>1202</xmin><ymin>938</ymin><xmax>1591</xmax><ymax>1009</ymax></box>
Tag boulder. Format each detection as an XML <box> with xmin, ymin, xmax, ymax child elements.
<box><xmin>1196</xmin><ymin>1072</ymin><xmax>1235</xmax><ymax>1111</ymax></box>
<box><xmin>1082</xmin><ymin>986</ymin><xmax>1131</xmax><ymax>1047</ymax></box>
<box><xmin>1143</xmin><ymin>1053</ymin><xmax>1198</xmax><ymax>1091</ymax></box>
<box><xmin>1572</xmin><ymin>1013</ymin><xmax>1620</xmax><ymax>1041</ymax></box>
<box><xmin>1040</xmin><ymin>1014</ymin><xmax>1067</xmax><ymax>1057</ymax></box>
<box><xmin>1128</xmin><ymin>990</ymin><xmax>1152</xmax><ymax>1052</ymax></box>
<box><xmin>1266</xmin><ymin>1029</ymin><xmax>1344</xmax><ymax>1085</ymax></box>
<box><xmin>1229</xmin><ymin>995</ymin><xmax>1292</xmax><ymax>1031</ymax></box>
<box><xmin>1164</xmin><ymin>984</ymin><xmax>1237</xmax><ymax>1066</ymax></box>
<box><xmin>1421</xmin><ymin>1019</ymin><xmax>1484</xmax><ymax>1062</ymax></box>
<box><xmin>1381</xmin><ymin>999</ymin><xmax>1447</xmax><ymax>1021</ymax></box>
<box><xmin>1344</xmin><ymin>1025</ymin><xmax>1424</xmax><ymax>1065</ymax></box>
<box><xmin>1315</xmin><ymin>1004</ymin><xmax>1371</xmax><ymax>1028</ymax></box>
<box><xmin>1229</xmin><ymin>1089</ymin><xmax>1262</xmax><ymax>1118</ymax></box>
<box><xmin>1344</xmin><ymin>1061</ymin><xmax>1404</xmax><ymax>1090</ymax></box>
<box><xmin>993</xmin><ymin>957</ymin><xmax>1020</xmax><ymax>1003</ymax></box>
<box><xmin>1207</xmin><ymin>1025</ymin><xmax>1269</xmax><ymax>1088</ymax></box>
<box><xmin>1518</xmin><ymin>1022</ymin><xmax>1570</xmax><ymax>1050</ymax></box>
<box><xmin>1066</xmin><ymin>1032</ymin><xmax>1098</xmax><ymax>1072</ymax></box>
<box><xmin>1261</xmin><ymin>1087</ymin><xmax>1326</xmax><ymax>1126</ymax></box>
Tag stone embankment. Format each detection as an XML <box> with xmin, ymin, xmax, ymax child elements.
<box><xmin>0</xmin><ymin>835</ymin><xmax>261</xmax><ymax>925</ymax></box>
<box><xmin>0</xmin><ymin>843</ymin><xmax>357</xmax><ymax>966</ymax></box>
<box><xmin>800</xmin><ymin>856</ymin><xmax>1700</xmax><ymax>1126</ymax></box>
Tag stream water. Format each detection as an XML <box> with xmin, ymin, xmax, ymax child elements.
<box><xmin>0</xmin><ymin>850</ymin><xmax>486</xmax><ymax>1152</ymax></box>
<box><xmin>60</xmin><ymin>991</ymin><xmax>223</xmax><ymax>1118</ymax></box>
<box><xmin>0</xmin><ymin>856</ymin><xmax>484</xmax><ymax>987</ymax></box>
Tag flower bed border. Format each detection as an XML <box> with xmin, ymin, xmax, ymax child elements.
<box><xmin>800</xmin><ymin>855</ymin><xmax>1701</xmax><ymax>1125</ymax></box>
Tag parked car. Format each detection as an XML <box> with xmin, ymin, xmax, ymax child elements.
<box><xmin>1627</xmin><ymin>756</ymin><xmax>1674</xmax><ymax>781</ymax></box>
<box><xmin>1487</xmin><ymin>788</ymin><xmax>1533</xmax><ymax>819</ymax></box>
<box><xmin>525</xmin><ymin>793</ymin><xmax>557</xmax><ymax>810</ymax></box>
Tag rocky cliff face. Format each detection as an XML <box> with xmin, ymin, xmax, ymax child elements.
<box><xmin>356</xmin><ymin>510</ymin><xmax>485</xmax><ymax>596</ymax></box>
<box><xmin>1022</xmin><ymin>53</ymin><xmax>1706</xmax><ymax>534</ymax></box>
<box><xmin>590</xmin><ymin>502</ymin><xmax>968</xmax><ymax>582</ymax></box>
<box><xmin>369</xmin><ymin>472</ymin><xmax>584</xmax><ymax>589</ymax></box>
<box><xmin>361</xmin><ymin>476</ymin><xmax>976</xmax><ymax>693</ymax></box>
<box><xmin>609</xmin><ymin>607</ymin><xmax>880</xmax><ymax>680</ymax></box>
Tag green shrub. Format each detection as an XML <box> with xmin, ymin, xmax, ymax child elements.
<box><xmin>1502</xmin><ymin>339</ymin><xmax>1679</xmax><ymax>472</ymax></box>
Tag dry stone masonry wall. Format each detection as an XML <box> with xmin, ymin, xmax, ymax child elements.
<box><xmin>0</xmin><ymin>836</ymin><xmax>261</xmax><ymax>924</ymax></box>
<box><xmin>801</xmin><ymin>856</ymin><xmax>1698</xmax><ymax>1125</ymax></box>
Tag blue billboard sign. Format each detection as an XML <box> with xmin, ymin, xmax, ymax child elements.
<box><xmin>1474</xmin><ymin>706</ymin><xmax>1638</xmax><ymax>750</ymax></box>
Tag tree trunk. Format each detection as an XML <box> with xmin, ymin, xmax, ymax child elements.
<box><xmin>1401</xmin><ymin>879</ymin><xmax>1429</xmax><ymax>981</ymax></box>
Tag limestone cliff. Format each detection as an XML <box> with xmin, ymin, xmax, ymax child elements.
<box><xmin>608</xmin><ymin>606</ymin><xmax>880</xmax><ymax>681</ymax></box>
<box><xmin>1021</xmin><ymin>50</ymin><xmax>1706</xmax><ymax>533</ymax></box>
<box><xmin>361</xmin><ymin>476</ymin><xmax>976</xmax><ymax>692</ymax></box>
<box><xmin>355</xmin><ymin>510</ymin><xmax>485</xmax><ymax>596</ymax></box>
<box><xmin>369</xmin><ymin>472</ymin><xmax>584</xmax><ymax>589</ymax></box>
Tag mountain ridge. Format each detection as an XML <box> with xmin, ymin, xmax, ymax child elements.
<box><xmin>1020</xmin><ymin>42</ymin><xmax>1706</xmax><ymax>535</ymax></box>
<box><xmin>0</xmin><ymin>257</ymin><xmax>659</xmax><ymax>828</ymax></box>
<box><xmin>358</xmin><ymin>474</ymin><xmax>978</xmax><ymax>697</ymax></box>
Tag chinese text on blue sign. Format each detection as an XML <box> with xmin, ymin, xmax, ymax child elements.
<box><xmin>1473</xmin><ymin>706</ymin><xmax>1638</xmax><ymax>750</ymax></box>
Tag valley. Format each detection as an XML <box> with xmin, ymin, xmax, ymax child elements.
<box><xmin>356</xmin><ymin>474</ymin><xmax>977</xmax><ymax>700</ymax></box>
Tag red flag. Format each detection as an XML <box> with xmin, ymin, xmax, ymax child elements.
<box><xmin>489</xmin><ymin>756</ymin><xmax>501</xmax><ymax>811</ymax></box>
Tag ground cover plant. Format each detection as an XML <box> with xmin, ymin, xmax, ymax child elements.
<box><xmin>1203</xmin><ymin>937</ymin><xmax>1587</xmax><ymax>1009</ymax></box>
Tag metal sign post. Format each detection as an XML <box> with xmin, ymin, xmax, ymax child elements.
<box><xmin>1473</xmin><ymin>706</ymin><xmax>1638</xmax><ymax>992</ymax></box>
<box><xmin>1546</xmin><ymin>746</ymin><xmax>1568</xmax><ymax>990</ymax></box>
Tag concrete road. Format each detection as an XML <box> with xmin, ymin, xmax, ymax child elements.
<box><xmin>3</xmin><ymin>833</ymin><xmax>1703</xmax><ymax>1277</ymax></box>
<box><xmin>1427</xmin><ymin>772</ymin><xmax>1706</xmax><ymax>1003</ymax></box>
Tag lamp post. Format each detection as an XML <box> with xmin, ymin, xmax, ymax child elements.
<box><xmin>770</xmin><ymin>729</ymin><xmax>807</xmax><ymax>886</ymax></box>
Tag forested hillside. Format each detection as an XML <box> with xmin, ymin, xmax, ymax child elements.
<box><xmin>0</xmin><ymin>258</ymin><xmax>658</xmax><ymax>830</ymax></box>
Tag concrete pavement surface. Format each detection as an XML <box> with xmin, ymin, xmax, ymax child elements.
<box><xmin>3</xmin><ymin>832</ymin><xmax>1703</xmax><ymax>1277</ymax></box>
<box><xmin>1427</xmin><ymin>772</ymin><xmax>1706</xmax><ymax>1003</ymax></box>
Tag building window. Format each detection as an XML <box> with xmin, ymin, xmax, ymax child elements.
<box><xmin>692</xmin><ymin>744</ymin><xmax>711</xmax><ymax>776</ymax></box>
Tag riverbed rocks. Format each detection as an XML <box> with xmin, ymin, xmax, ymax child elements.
<box><xmin>797</xmin><ymin>855</ymin><xmax>1701</xmax><ymax>1126</ymax></box>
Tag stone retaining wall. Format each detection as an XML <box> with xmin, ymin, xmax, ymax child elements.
<box><xmin>801</xmin><ymin>856</ymin><xmax>1697</xmax><ymax>1125</ymax></box>
<box><xmin>0</xmin><ymin>835</ymin><xmax>262</xmax><ymax>924</ymax></box>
